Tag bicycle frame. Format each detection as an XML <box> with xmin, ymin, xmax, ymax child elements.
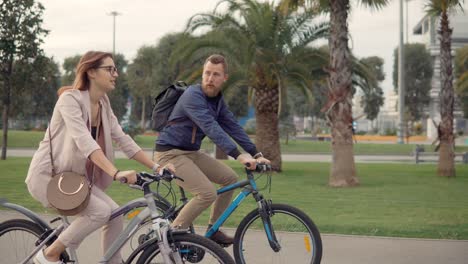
<box><xmin>205</xmin><ymin>173</ymin><xmax>259</xmax><ymax>237</ymax></box>
<box><xmin>1</xmin><ymin>183</ymin><xmax>185</xmax><ymax>264</ymax></box>
<box><xmin>170</xmin><ymin>168</ymin><xmax>280</xmax><ymax>251</ymax></box>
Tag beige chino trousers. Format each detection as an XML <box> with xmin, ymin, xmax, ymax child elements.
<box><xmin>57</xmin><ymin>187</ymin><xmax>123</xmax><ymax>264</ymax></box>
<box><xmin>154</xmin><ymin>149</ymin><xmax>238</xmax><ymax>229</ymax></box>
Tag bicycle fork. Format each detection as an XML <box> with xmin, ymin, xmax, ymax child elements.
<box><xmin>156</xmin><ymin>225</ymin><xmax>184</xmax><ymax>264</ymax></box>
<box><xmin>257</xmin><ymin>198</ymin><xmax>281</xmax><ymax>252</ymax></box>
<box><xmin>147</xmin><ymin>195</ymin><xmax>183</xmax><ymax>264</ymax></box>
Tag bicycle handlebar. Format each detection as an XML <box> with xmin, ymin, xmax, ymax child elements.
<box><xmin>245</xmin><ymin>163</ymin><xmax>272</xmax><ymax>173</ymax></box>
<box><xmin>121</xmin><ymin>169</ymin><xmax>183</xmax><ymax>188</ymax></box>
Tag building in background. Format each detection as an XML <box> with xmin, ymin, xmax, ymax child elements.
<box><xmin>351</xmin><ymin>91</ymin><xmax>398</xmax><ymax>135</ymax></box>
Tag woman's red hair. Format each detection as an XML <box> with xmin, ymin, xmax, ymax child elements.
<box><xmin>57</xmin><ymin>86</ymin><xmax>73</xmax><ymax>97</ymax></box>
<box><xmin>72</xmin><ymin>51</ymin><xmax>113</xmax><ymax>91</ymax></box>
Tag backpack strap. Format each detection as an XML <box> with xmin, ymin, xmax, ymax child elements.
<box><xmin>191</xmin><ymin>125</ymin><xmax>197</xmax><ymax>144</ymax></box>
<box><xmin>167</xmin><ymin>120</ymin><xmax>198</xmax><ymax>144</ymax></box>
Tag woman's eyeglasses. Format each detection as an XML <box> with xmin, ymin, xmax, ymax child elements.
<box><xmin>97</xmin><ymin>66</ymin><xmax>118</xmax><ymax>75</ymax></box>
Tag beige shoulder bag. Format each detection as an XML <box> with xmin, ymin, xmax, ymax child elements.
<box><xmin>46</xmin><ymin>107</ymin><xmax>100</xmax><ymax>216</ymax></box>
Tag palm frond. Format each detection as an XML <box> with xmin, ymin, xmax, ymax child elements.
<box><xmin>425</xmin><ymin>0</ymin><xmax>464</xmax><ymax>16</ymax></box>
<box><xmin>456</xmin><ymin>71</ymin><xmax>468</xmax><ymax>93</ymax></box>
<box><xmin>359</xmin><ymin>0</ymin><xmax>390</xmax><ymax>11</ymax></box>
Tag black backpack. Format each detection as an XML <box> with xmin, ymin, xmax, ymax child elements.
<box><xmin>151</xmin><ymin>81</ymin><xmax>188</xmax><ymax>132</ymax></box>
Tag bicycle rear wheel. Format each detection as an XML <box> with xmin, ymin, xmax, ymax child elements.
<box><xmin>0</xmin><ymin>219</ymin><xmax>44</xmax><ymax>264</ymax></box>
<box><xmin>234</xmin><ymin>203</ymin><xmax>322</xmax><ymax>264</ymax></box>
<box><xmin>136</xmin><ymin>233</ymin><xmax>235</xmax><ymax>264</ymax></box>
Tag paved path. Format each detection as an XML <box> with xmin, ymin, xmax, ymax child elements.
<box><xmin>1</xmin><ymin>211</ymin><xmax>468</xmax><ymax>264</ymax></box>
<box><xmin>5</xmin><ymin>148</ymin><xmax>457</xmax><ymax>164</ymax></box>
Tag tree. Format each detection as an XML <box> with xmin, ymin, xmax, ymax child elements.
<box><xmin>280</xmin><ymin>0</ymin><xmax>389</xmax><ymax>186</ymax></box>
<box><xmin>0</xmin><ymin>0</ymin><xmax>49</xmax><ymax>159</ymax></box>
<box><xmin>109</xmin><ymin>53</ymin><xmax>130</xmax><ymax>120</ymax></box>
<box><xmin>127</xmin><ymin>33</ymin><xmax>191</xmax><ymax>130</ymax></box>
<box><xmin>454</xmin><ymin>45</ymin><xmax>468</xmax><ymax>117</ymax></box>
<box><xmin>61</xmin><ymin>55</ymin><xmax>81</xmax><ymax>85</ymax></box>
<box><xmin>392</xmin><ymin>44</ymin><xmax>433</xmax><ymax>122</ymax></box>
<box><xmin>324</xmin><ymin>0</ymin><xmax>388</xmax><ymax>187</ymax></box>
<box><xmin>426</xmin><ymin>0</ymin><xmax>464</xmax><ymax>177</ymax></box>
<box><xmin>183</xmin><ymin>0</ymin><xmax>329</xmax><ymax>170</ymax></box>
<box><xmin>223</xmin><ymin>85</ymin><xmax>249</xmax><ymax>118</ymax></box>
<box><xmin>127</xmin><ymin>45</ymin><xmax>158</xmax><ymax>130</ymax></box>
<box><xmin>9</xmin><ymin>55</ymin><xmax>60</xmax><ymax>125</ymax></box>
<box><xmin>353</xmin><ymin>56</ymin><xmax>385</xmax><ymax>120</ymax></box>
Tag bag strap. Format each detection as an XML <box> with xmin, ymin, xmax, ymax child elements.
<box><xmin>88</xmin><ymin>105</ymin><xmax>101</xmax><ymax>188</ymax></box>
<box><xmin>48</xmin><ymin>104</ymin><xmax>101</xmax><ymax>189</ymax></box>
<box><xmin>48</xmin><ymin>125</ymin><xmax>57</xmax><ymax>176</ymax></box>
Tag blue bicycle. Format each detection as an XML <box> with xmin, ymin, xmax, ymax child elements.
<box><xmin>147</xmin><ymin>163</ymin><xmax>323</xmax><ymax>264</ymax></box>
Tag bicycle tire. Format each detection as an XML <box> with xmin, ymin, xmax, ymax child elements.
<box><xmin>234</xmin><ymin>203</ymin><xmax>322</xmax><ymax>264</ymax></box>
<box><xmin>0</xmin><ymin>219</ymin><xmax>44</xmax><ymax>264</ymax></box>
<box><xmin>136</xmin><ymin>233</ymin><xmax>235</xmax><ymax>264</ymax></box>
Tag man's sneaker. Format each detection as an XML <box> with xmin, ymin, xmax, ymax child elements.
<box><xmin>207</xmin><ymin>225</ymin><xmax>234</xmax><ymax>247</ymax></box>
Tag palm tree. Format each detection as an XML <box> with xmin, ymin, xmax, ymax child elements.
<box><xmin>426</xmin><ymin>0</ymin><xmax>464</xmax><ymax>177</ymax></box>
<box><xmin>279</xmin><ymin>0</ymin><xmax>388</xmax><ymax>187</ymax></box>
<box><xmin>454</xmin><ymin>45</ymin><xmax>468</xmax><ymax>118</ymax></box>
<box><xmin>180</xmin><ymin>0</ymin><xmax>329</xmax><ymax>170</ymax></box>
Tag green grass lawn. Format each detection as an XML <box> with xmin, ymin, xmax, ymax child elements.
<box><xmin>2</xmin><ymin>130</ymin><xmax>46</xmax><ymax>148</ymax></box>
<box><xmin>2</xmin><ymin>157</ymin><xmax>467</xmax><ymax>240</ymax></box>
<box><xmin>5</xmin><ymin>130</ymin><xmax>468</xmax><ymax>155</ymax></box>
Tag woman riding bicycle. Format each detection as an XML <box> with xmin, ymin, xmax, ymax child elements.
<box><xmin>25</xmin><ymin>51</ymin><xmax>174</xmax><ymax>264</ymax></box>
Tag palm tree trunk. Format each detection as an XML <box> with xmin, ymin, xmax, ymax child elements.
<box><xmin>255</xmin><ymin>81</ymin><xmax>282</xmax><ymax>171</ymax></box>
<box><xmin>140</xmin><ymin>97</ymin><xmax>146</xmax><ymax>131</ymax></box>
<box><xmin>437</xmin><ymin>10</ymin><xmax>455</xmax><ymax>177</ymax></box>
<box><xmin>326</xmin><ymin>0</ymin><xmax>359</xmax><ymax>187</ymax></box>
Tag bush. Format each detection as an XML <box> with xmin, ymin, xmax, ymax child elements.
<box><xmin>122</xmin><ymin>122</ymin><xmax>143</xmax><ymax>139</ymax></box>
<box><xmin>414</xmin><ymin>122</ymin><xmax>423</xmax><ymax>135</ymax></box>
<box><xmin>369</xmin><ymin>128</ymin><xmax>379</xmax><ymax>135</ymax></box>
<box><xmin>244</xmin><ymin>118</ymin><xmax>256</xmax><ymax>135</ymax></box>
<box><xmin>384</xmin><ymin>128</ymin><xmax>397</xmax><ymax>136</ymax></box>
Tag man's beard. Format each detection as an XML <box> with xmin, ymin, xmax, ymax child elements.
<box><xmin>203</xmin><ymin>84</ymin><xmax>220</xmax><ymax>97</ymax></box>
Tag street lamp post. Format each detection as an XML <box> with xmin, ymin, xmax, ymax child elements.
<box><xmin>397</xmin><ymin>0</ymin><xmax>405</xmax><ymax>144</ymax></box>
<box><xmin>108</xmin><ymin>11</ymin><xmax>121</xmax><ymax>55</ymax></box>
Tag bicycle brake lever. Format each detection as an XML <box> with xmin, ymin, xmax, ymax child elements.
<box><xmin>173</xmin><ymin>175</ymin><xmax>184</xmax><ymax>182</ymax></box>
<box><xmin>129</xmin><ymin>184</ymin><xmax>143</xmax><ymax>190</ymax></box>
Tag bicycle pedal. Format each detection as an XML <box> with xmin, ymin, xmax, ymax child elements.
<box><xmin>50</xmin><ymin>217</ymin><xmax>62</xmax><ymax>223</ymax></box>
<box><xmin>218</xmin><ymin>243</ymin><xmax>232</xmax><ymax>248</ymax></box>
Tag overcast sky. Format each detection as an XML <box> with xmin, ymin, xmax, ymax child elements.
<box><xmin>36</xmin><ymin>0</ymin><xmax>466</xmax><ymax>95</ymax></box>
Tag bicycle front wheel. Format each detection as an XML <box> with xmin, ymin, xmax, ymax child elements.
<box><xmin>136</xmin><ymin>233</ymin><xmax>235</xmax><ymax>264</ymax></box>
<box><xmin>0</xmin><ymin>219</ymin><xmax>44</xmax><ymax>264</ymax></box>
<box><xmin>234</xmin><ymin>203</ymin><xmax>322</xmax><ymax>264</ymax></box>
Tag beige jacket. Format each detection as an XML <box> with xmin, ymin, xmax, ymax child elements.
<box><xmin>25</xmin><ymin>89</ymin><xmax>141</xmax><ymax>207</ymax></box>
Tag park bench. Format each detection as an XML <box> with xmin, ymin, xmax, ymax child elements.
<box><xmin>414</xmin><ymin>145</ymin><xmax>468</xmax><ymax>164</ymax></box>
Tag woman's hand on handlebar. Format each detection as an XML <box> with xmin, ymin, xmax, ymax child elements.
<box><xmin>256</xmin><ymin>156</ymin><xmax>271</xmax><ymax>165</ymax></box>
<box><xmin>116</xmin><ymin>170</ymin><xmax>137</xmax><ymax>184</ymax></box>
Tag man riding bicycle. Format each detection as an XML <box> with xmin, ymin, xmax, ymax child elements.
<box><xmin>154</xmin><ymin>54</ymin><xmax>270</xmax><ymax>246</ymax></box>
